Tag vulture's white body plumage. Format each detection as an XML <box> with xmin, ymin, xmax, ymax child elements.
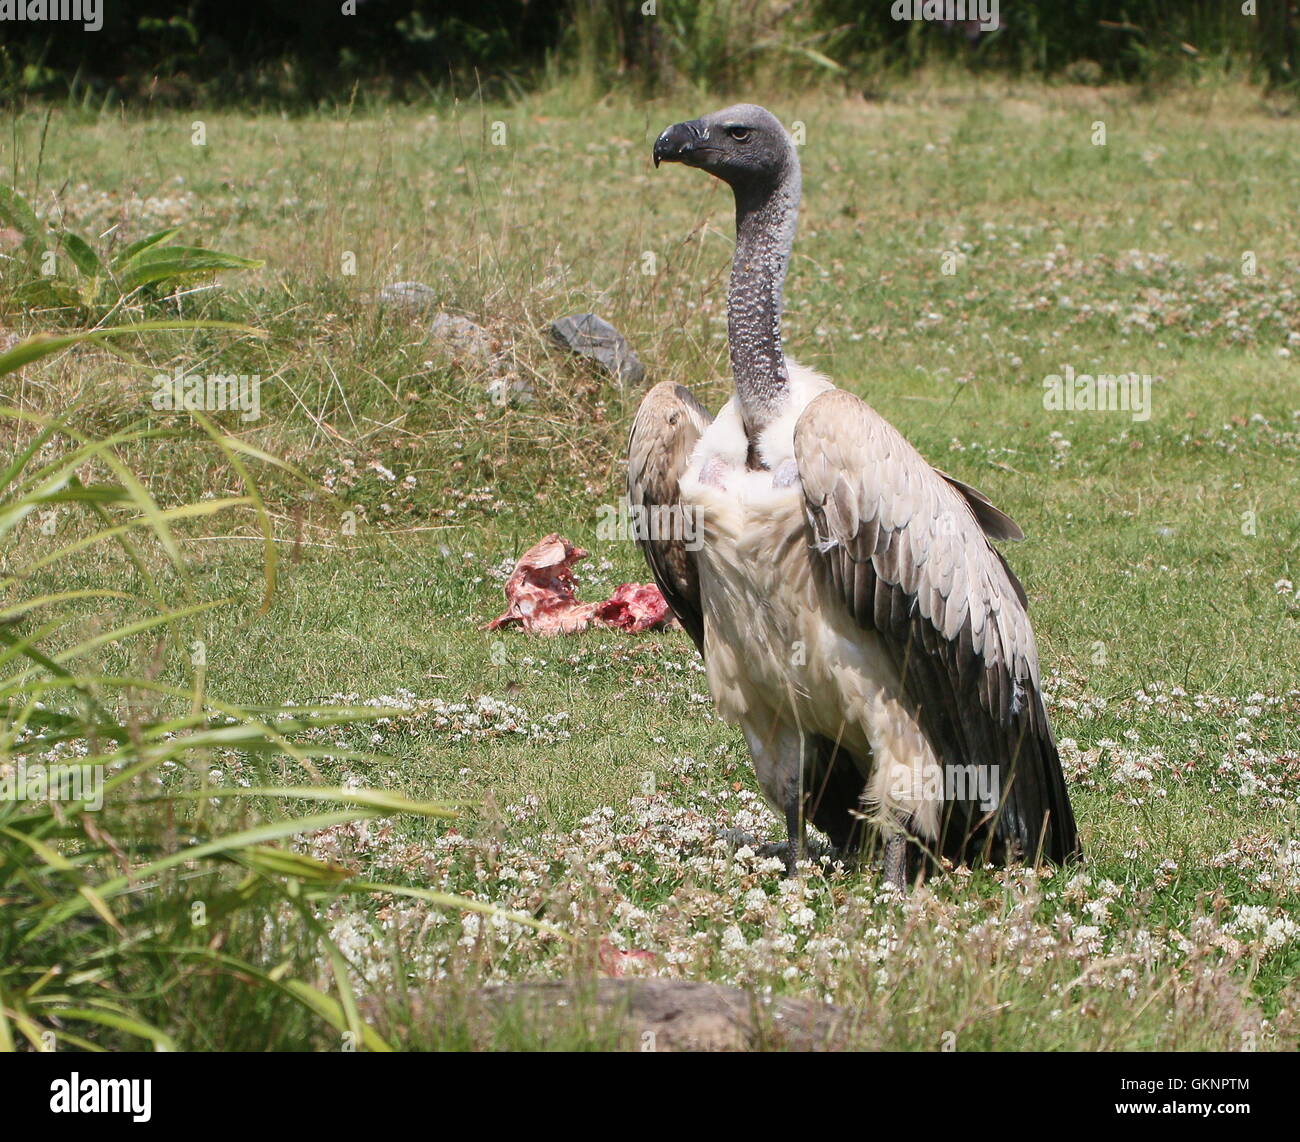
<box><xmin>680</xmin><ymin>361</ymin><xmax>944</xmax><ymax>841</ymax></box>
<box><xmin>631</xmin><ymin>105</ymin><xmax>1080</xmax><ymax>883</ymax></box>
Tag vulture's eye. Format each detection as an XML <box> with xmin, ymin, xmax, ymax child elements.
<box><xmin>726</xmin><ymin>126</ymin><xmax>752</xmax><ymax>141</ymax></box>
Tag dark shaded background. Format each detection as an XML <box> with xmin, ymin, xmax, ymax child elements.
<box><xmin>0</xmin><ymin>1</ymin><xmax>1295</xmax><ymax>106</ymax></box>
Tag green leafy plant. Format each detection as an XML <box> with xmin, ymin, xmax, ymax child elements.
<box><xmin>0</xmin><ymin>185</ymin><xmax>263</xmax><ymax>320</ymax></box>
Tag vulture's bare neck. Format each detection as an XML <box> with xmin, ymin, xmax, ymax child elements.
<box><xmin>729</xmin><ymin>161</ymin><xmax>800</xmax><ymax>444</ymax></box>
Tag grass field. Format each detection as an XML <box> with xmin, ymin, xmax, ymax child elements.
<box><xmin>3</xmin><ymin>74</ymin><xmax>1299</xmax><ymax>1050</ymax></box>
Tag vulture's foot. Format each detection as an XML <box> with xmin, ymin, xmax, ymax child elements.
<box><xmin>821</xmin><ymin>842</ymin><xmax>861</xmax><ymax>872</ymax></box>
<box><xmin>754</xmin><ymin>838</ymin><xmax>799</xmax><ymax>878</ymax></box>
<box><xmin>714</xmin><ymin>827</ymin><xmax>761</xmax><ymax>850</ymax></box>
<box><xmin>713</xmin><ymin>827</ymin><xmax>839</xmax><ymax>876</ymax></box>
<box><xmin>714</xmin><ymin>828</ymin><xmax>799</xmax><ymax>874</ymax></box>
<box><xmin>754</xmin><ymin>836</ymin><xmax>840</xmax><ymax>877</ymax></box>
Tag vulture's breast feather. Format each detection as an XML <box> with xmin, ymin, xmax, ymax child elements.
<box><xmin>675</xmin><ymin>367</ymin><xmax>945</xmax><ymax>836</ymax></box>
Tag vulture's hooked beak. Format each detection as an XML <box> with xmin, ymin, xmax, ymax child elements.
<box><xmin>653</xmin><ymin>120</ymin><xmax>705</xmax><ymax>168</ymax></box>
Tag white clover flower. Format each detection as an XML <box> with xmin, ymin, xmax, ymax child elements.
<box><xmin>721</xmin><ymin>925</ymin><xmax>747</xmax><ymax>952</ymax></box>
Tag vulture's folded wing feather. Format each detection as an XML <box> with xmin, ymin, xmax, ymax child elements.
<box><xmin>627</xmin><ymin>381</ymin><xmax>713</xmax><ymax>655</ymax></box>
<box><xmin>794</xmin><ymin>389</ymin><xmax>1081</xmax><ymax>865</ymax></box>
<box><xmin>933</xmin><ymin>467</ymin><xmax>1025</xmax><ymax>543</ymax></box>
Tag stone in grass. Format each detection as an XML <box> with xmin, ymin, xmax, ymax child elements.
<box><xmin>485</xmin><ymin>374</ymin><xmax>534</xmax><ymax>407</ymax></box>
<box><xmin>430</xmin><ymin>311</ymin><xmax>494</xmax><ymax>361</ymax></box>
<box><xmin>428</xmin><ymin>311</ymin><xmax>531</xmax><ymax>405</ymax></box>
<box><xmin>549</xmin><ymin>313</ymin><xmax>645</xmax><ymax>386</ymax></box>
<box><xmin>377</xmin><ymin>280</ymin><xmax>438</xmax><ymax>314</ymax></box>
<box><xmin>367</xmin><ymin>979</ymin><xmax>849</xmax><ymax>1051</ymax></box>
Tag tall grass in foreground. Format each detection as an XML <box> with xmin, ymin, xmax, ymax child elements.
<box><xmin>0</xmin><ymin>327</ymin><xmax>555</xmax><ymax>1051</ymax></box>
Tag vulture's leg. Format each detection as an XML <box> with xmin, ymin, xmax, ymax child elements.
<box><xmin>753</xmin><ymin>772</ymin><xmax>806</xmax><ymax>876</ymax></box>
<box><xmin>743</xmin><ymin>717</ymin><xmax>809</xmax><ymax>877</ymax></box>
<box><xmin>883</xmin><ymin>833</ymin><xmax>909</xmax><ymax>888</ymax></box>
<box><xmin>781</xmin><ymin>776</ymin><xmax>806</xmax><ymax>879</ymax></box>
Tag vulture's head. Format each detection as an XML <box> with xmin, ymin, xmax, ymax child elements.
<box><xmin>653</xmin><ymin>104</ymin><xmax>796</xmax><ymax>193</ymax></box>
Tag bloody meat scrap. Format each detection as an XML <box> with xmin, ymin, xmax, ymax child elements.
<box><xmin>486</xmin><ymin>533</ymin><xmax>674</xmax><ymax>635</ymax></box>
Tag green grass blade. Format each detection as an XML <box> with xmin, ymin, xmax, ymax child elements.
<box><xmin>59</xmin><ymin>231</ymin><xmax>105</xmax><ymax>277</ymax></box>
<box><xmin>111</xmin><ymin>226</ymin><xmax>183</xmax><ymax>267</ymax></box>
<box><xmin>0</xmin><ymin>184</ymin><xmax>43</xmax><ymax>244</ymax></box>
<box><xmin>0</xmin><ymin>322</ymin><xmax>261</xmax><ymax>379</ymax></box>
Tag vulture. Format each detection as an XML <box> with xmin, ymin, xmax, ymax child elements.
<box><xmin>629</xmin><ymin>105</ymin><xmax>1081</xmax><ymax>886</ymax></box>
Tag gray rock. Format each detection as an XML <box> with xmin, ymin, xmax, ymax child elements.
<box><xmin>430</xmin><ymin>312</ymin><xmax>493</xmax><ymax>360</ymax></box>
<box><xmin>428</xmin><ymin>312</ymin><xmax>530</xmax><ymax>405</ymax></box>
<box><xmin>378</xmin><ymin>281</ymin><xmax>438</xmax><ymax>313</ymax></box>
<box><xmin>549</xmin><ymin>313</ymin><xmax>645</xmax><ymax>385</ymax></box>
<box><xmin>485</xmin><ymin>374</ymin><xmax>534</xmax><ymax>407</ymax></box>
<box><xmin>367</xmin><ymin>979</ymin><xmax>851</xmax><ymax>1051</ymax></box>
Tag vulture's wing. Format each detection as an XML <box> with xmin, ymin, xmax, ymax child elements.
<box><xmin>627</xmin><ymin>381</ymin><xmax>713</xmax><ymax>655</ymax></box>
<box><xmin>933</xmin><ymin>467</ymin><xmax>1024</xmax><ymax>543</ymax></box>
<box><xmin>794</xmin><ymin>389</ymin><xmax>1080</xmax><ymax>866</ymax></box>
